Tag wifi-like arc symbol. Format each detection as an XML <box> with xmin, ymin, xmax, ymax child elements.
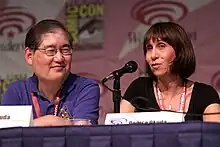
<box><xmin>131</xmin><ymin>0</ymin><xmax>188</xmax><ymax>25</ymax></box>
<box><xmin>0</xmin><ymin>6</ymin><xmax>36</xmax><ymax>38</ymax></box>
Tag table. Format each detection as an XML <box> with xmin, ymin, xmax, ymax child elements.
<box><xmin>0</xmin><ymin>122</ymin><xmax>220</xmax><ymax>147</ymax></box>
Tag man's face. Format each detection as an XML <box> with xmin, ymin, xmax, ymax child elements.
<box><xmin>26</xmin><ymin>29</ymin><xmax>72</xmax><ymax>81</ymax></box>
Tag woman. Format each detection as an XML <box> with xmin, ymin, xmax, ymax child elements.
<box><xmin>120</xmin><ymin>22</ymin><xmax>220</xmax><ymax>122</ymax></box>
<box><xmin>1</xmin><ymin>19</ymin><xmax>100</xmax><ymax>126</ymax></box>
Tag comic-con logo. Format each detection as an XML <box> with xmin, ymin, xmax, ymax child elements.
<box><xmin>118</xmin><ymin>0</ymin><xmax>189</xmax><ymax>59</ymax></box>
<box><xmin>66</xmin><ymin>2</ymin><xmax>104</xmax><ymax>48</ymax></box>
<box><xmin>131</xmin><ymin>0</ymin><xmax>188</xmax><ymax>25</ymax></box>
<box><xmin>211</xmin><ymin>71</ymin><xmax>220</xmax><ymax>92</ymax></box>
<box><xmin>0</xmin><ymin>6</ymin><xmax>36</xmax><ymax>38</ymax></box>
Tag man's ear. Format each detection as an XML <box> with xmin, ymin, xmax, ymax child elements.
<box><xmin>24</xmin><ymin>47</ymin><xmax>34</xmax><ymax>65</ymax></box>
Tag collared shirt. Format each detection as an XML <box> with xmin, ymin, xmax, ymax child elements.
<box><xmin>1</xmin><ymin>73</ymin><xmax>100</xmax><ymax>123</ymax></box>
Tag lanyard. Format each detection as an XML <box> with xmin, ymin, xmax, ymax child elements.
<box><xmin>31</xmin><ymin>90</ymin><xmax>61</xmax><ymax>118</ymax></box>
<box><xmin>156</xmin><ymin>82</ymin><xmax>187</xmax><ymax>112</ymax></box>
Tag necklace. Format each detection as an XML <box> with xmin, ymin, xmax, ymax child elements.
<box><xmin>156</xmin><ymin>82</ymin><xmax>187</xmax><ymax>112</ymax></box>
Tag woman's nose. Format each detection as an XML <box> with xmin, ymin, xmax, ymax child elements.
<box><xmin>150</xmin><ymin>48</ymin><xmax>159</xmax><ymax>60</ymax></box>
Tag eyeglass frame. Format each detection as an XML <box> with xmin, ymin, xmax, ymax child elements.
<box><xmin>35</xmin><ymin>46</ymin><xmax>73</xmax><ymax>56</ymax></box>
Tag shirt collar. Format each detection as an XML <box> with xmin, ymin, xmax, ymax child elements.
<box><xmin>29</xmin><ymin>73</ymin><xmax>78</xmax><ymax>97</ymax></box>
<box><xmin>61</xmin><ymin>73</ymin><xmax>78</xmax><ymax>95</ymax></box>
<box><xmin>29</xmin><ymin>74</ymin><xmax>39</xmax><ymax>93</ymax></box>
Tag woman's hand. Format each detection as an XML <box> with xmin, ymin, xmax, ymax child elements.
<box><xmin>33</xmin><ymin>115</ymin><xmax>72</xmax><ymax>126</ymax></box>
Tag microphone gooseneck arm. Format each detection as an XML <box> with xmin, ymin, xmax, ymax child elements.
<box><xmin>101</xmin><ymin>82</ymin><xmax>220</xmax><ymax>116</ymax></box>
<box><xmin>101</xmin><ymin>61</ymin><xmax>138</xmax><ymax>113</ymax></box>
<box><xmin>113</xmin><ymin>76</ymin><xmax>121</xmax><ymax>113</ymax></box>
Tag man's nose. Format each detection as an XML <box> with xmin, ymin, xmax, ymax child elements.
<box><xmin>54</xmin><ymin>51</ymin><xmax>65</xmax><ymax>61</ymax></box>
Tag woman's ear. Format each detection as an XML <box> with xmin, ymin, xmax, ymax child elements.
<box><xmin>24</xmin><ymin>47</ymin><xmax>34</xmax><ymax>65</ymax></box>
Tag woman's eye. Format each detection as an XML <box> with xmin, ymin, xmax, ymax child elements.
<box><xmin>158</xmin><ymin>43</ymin><xmax>166</xmax><ymax>48</ymax></box>
<box><xmin>146</xmin><ymin>45</ymin><xmax>153</xmax><ymax>50</ymax></box>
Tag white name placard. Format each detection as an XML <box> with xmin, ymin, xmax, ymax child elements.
<box><xmin>0</xmin><ymin>105</ymin><xmax>33</xmax><ymax>128</ymax></box>
<box><xmin>105</xmin><ymin>111</ymin><xmax>185</xmax><ymax>125</ymax></box>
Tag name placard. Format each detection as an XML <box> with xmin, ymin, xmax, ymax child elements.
<box><xmin>105</xmin><ymin>111</ymin><xmax>185</xmax><ymax>125</ymax></box>
<box><xmin>0</xmin><ymin>105</ymin><xmax>33</xmax><ymax>128</ymax></box>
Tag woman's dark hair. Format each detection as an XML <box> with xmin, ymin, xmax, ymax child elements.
<box><xmin>143</xmin><ymin>22</ymin><xmax>196</xmax><ymax>80</ymax></box>
<box><xmin>25</xmin><ymin>19</ymin><xmax>73</xmax><ymax>50</ymax></box>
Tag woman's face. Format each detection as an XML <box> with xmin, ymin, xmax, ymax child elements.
<box><xmin>145</xmin><ymin>38</ymin><xmax>176</xmax><ymax>77</ymax></box>
<box><xmin>26</xmin><ymin>29</ymin><xmax>72</xmax><ymax>81</ymax></box>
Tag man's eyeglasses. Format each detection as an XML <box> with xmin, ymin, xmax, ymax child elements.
<box><xmin>37</xmin><ymin>47</ymin><xmax>73</xmax><ymax>56</ymax></box>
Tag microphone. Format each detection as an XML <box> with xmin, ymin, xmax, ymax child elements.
<box><xmin>101</xmin><ymin>60</ymin><xmax>138</xmax><ymax>83</ymax></box>
<box><xmin>101</xmin><ymin>79</ymin><xmax>220</xmax><ymax>117</ymax></box>
<box><xmin>130</xmin><ymin>96</ymin><xmax>158</xmax><ymax>112</ymax></box>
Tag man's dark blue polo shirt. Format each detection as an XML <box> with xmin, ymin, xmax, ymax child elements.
<box><xmin>1</xmin><ymin>73</ymin><xmax>100</xmax><ymax>123</ymax></box>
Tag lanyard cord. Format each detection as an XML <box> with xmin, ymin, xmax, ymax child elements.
<box><xmin>31</xmin><ymin>87</ymin><xmax>61</xmax><ymax>118</ymax></box>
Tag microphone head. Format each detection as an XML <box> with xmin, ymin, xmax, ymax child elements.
<box><xmin>101</xmin><ymin>60</ymin><xmax>138</xmax><ymax>83</ymax></box>
<box><xmin>124</xmin><ymin>60</ymin><xmax>138</xmax><ymax>73</ymax></box>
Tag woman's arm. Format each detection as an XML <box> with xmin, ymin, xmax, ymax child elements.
<box><xmin>120</xmin><ymin>99</ymin><xmax>135</xmax><ymax>113</ymax></box>
<box><xmin>203</xmin><ymin>103</ymin><xmax>220</xmax><ymax>122</ymax></box>
<box><xmin>202</xmin><ymin>84</ymin><xmax>220</xmax><ymax>122</ymax></box>
<box><xmin>120</xmin><ymin>77</ymin><xmax>147</xmax><ymax>113</ymax></box>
